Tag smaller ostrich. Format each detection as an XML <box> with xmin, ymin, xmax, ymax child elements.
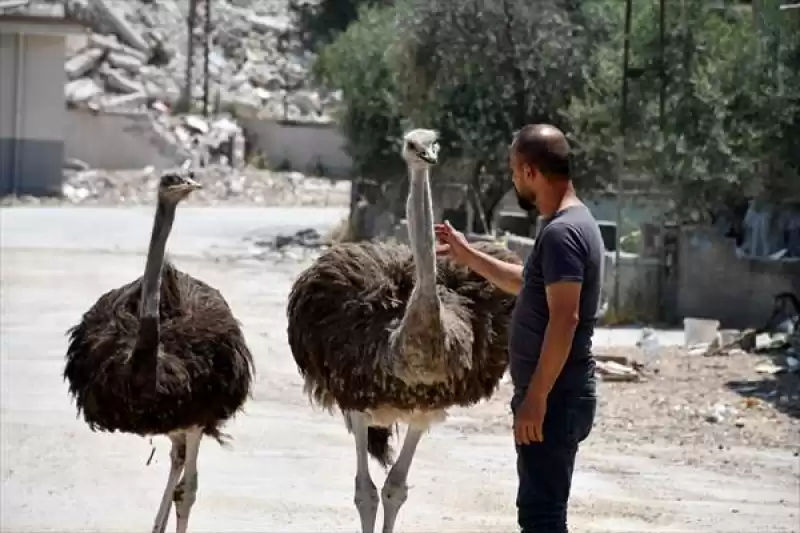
<box><xmin>63</xmin><ymin>171</ymin><xmax>254</xmax><ymax>533</ymax></box>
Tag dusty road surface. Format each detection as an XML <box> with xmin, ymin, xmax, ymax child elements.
<box><xmin>1</xmin><ymin>207</ymin><xmax>798</xmax><ymax>533</ymax></box>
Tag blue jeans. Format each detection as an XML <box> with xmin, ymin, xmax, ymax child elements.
<box><xmin>511</xmin><ymin>391</ymin><xmax>597</xmax><ymax>533</ymax></box>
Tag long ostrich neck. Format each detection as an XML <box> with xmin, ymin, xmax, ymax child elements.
<box><xmin>406</xmin><ymin>165</ymin><xmax>438</xmax><ymax>303</ymax></box>
<box><xmin>137</xmin><ymin>199</ymin><xmax>177</xmax><ymax>351</ymax></box>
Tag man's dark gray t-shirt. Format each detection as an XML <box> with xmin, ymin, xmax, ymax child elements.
<box><xmin>509</xmin><ymin>204</ymin><xmax>604</xmax><ymax>401</ymax></box>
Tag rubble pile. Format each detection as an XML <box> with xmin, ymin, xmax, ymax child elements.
<box><xmin>58</xmin><ymin>0</ymin><xmax>340</xmax><ymax>120</ymax></box>
<box><xmin>2</xmin><ymin>165</ymin><xmax>350</xmax><ymax>206</ymax></box>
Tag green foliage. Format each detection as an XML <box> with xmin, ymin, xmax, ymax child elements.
<box><xmin>392</xmin><ymin>0</ymin><xmax>591</xmax><ymax>226</ymax></box>
<box><xmin>313</xmin><ymin>4</ymin><xmax>405</xmax><ymax>182</ymax></box>
<box><xmin>289</xmin><ymin>0</ymin><xmax>394</xmax><ymax>51</ymax></box>
<box><xmin>316</xmin><ymin>0</ymin><xmax>800</xmax><ymax>233</ymax></box>
<box><xmin>566</xmin><ymin>0</ymin><xmax>800</xmax><ymax>217</ymax></box>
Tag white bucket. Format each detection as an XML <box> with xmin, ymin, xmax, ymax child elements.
<box><xmin>683</xmin><ymin>318</ymin><xmax>721</xmax><ymax>347</ymax></box>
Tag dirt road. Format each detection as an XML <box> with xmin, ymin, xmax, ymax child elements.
<box><xmin>1</xmin><ymin>207</ymin><xmax>797</xmax><ymax>533</ymax></box>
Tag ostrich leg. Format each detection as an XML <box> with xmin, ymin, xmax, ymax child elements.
<box><xmin>173</xmin><ymin>427</ymin><xmax>203</xmax><ymax>533</ymax></box>
<box><xmin>348</xmin><ymin>411</ymin><xmax>379</xmax><ymax>533</ymax></box>
<box><xmin>380</xmin><ymin>426</ymin><xmax>424</xmax><ymax>533</ymax></box>
<box><xmin>151</xmin><ymin>433</ymin><xmax>187</xmax><ymax>533</ymax></box>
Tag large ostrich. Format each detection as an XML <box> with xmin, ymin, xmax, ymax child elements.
<box><xmin>63</xmin><ymin>171</ymin><xmax>255</xmax><ymax>533</ymax></box>
<box><xmin>287</xmin><ymin>129</ymin><xmax>521</xmax><ymax>533</ymax></box>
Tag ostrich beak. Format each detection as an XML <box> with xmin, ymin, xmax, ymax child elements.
<box><xmin>183</xmin><ymin>177</ymin><xmax>203</xmax><ymax>191</ymax></box>
<box><xmin>417</xmin><ymin>149</ymin><xmax>438</xmax><ymax>165</ymax></box>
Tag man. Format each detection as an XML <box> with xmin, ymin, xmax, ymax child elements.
<box><xmin>435</xmin><ymin>124</ymin><xmax>604</xmax><ymax>533</ymax></box>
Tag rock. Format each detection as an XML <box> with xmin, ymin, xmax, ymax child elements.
<box><xmin>183</xmin><ymin>115</ymin><xmax>210</xmax><ymax>135</ymax></box>
<box><xmin>100</xmin><ymin>65</ymin><xmax>145</xmax><ymax>94</ymax></box>
<box><xmin>59</xmin><ymin>0</ymin><xmax>342</xmax><ymax>122</ymax></box>
<box><xmin>597</xmin><ymin>360</ymin><xmax>641</xmax><ymax>382</ymax></box>
<box><xmin>65</xmin><ymin>48</ymin><xmax>105</xmax><ymax>80</ymax></box>
<box><xmin>92</xmin><ymin>91</ymin><xmax>150</xmax><ymax>111</ymax></box>
<box><xmin>754</xmin><ymin>361</ymin><xmax>786</xmax><ymax>375</ymax></box>
<box><xmin>65</xmin><ymin>78</ymin><xmax>103</xmax><ymax>104</ymax></box>
<box><xmin>64</xmin><ymin>158</ymin><xmax>91</xmax><ymax>171</ymax></box>
<box><xmin>107</xmin><ymin>51</ymin><xmax>145</xmax><ymax>74</ymax></box>
<box><xmin>38</xmin><ymin>167</ymin><xmax>350</xmax><ymax>207</ymax></box>
<box><xmin>248</xmin><ymin>14</ymin><xmax>292</xmax><ymax>34</ymax></box>
<box><xmin>88</xmin><ymin>0</ymin><xmax>150</xmax><ymax>52</ymax></box>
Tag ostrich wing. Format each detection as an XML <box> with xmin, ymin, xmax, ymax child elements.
<box><xmin>286</xmin><ymin>240</ymin><xmax>521</xmax><ymax>412</ymax></box>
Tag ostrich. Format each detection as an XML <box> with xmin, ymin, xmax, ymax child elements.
<box><xmin>63</xmin><ymin>171</ymin><xmax>255</xmax><ymax>533</ymax></box>
<box><xmin>287</xmin><ymin>129</ymin><xmax>521</xmax><ymax>533</ymax></box>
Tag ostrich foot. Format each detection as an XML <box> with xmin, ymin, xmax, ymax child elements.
<box><xmin>348</xmin><ymin>411</ymin><xmax>379</xmax><ymax>533</ymax></box>
<box><xmin>151</xmin><ymin>433</ymin><xmax>187</xmax><ymax>533</ymax></box>
<box><xmin>380</xmin><ymin>426</ymin><xmax>424</xmax><ymax>533</ymax></box>
<box><xmin>173</xmin><ymin>427</ymin><xmax>202</xmax><ymax>533</ymax></box>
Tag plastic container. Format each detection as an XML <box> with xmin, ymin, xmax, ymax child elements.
<box><xmin>683</xmin><ymin>318</ymin><xmax>721</xmax><ymax>347</ymax></box>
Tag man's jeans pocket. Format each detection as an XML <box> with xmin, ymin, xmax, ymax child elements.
<box><xmin>566</xmin><ymin>396</ymin><xmax>596</xmax><ymax>444</ymax></box>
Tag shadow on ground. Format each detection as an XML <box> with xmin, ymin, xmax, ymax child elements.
<box><xmin>726</xmin><ymin>345</ymin><xmax>800</xmax><ymax>419</ymax></box>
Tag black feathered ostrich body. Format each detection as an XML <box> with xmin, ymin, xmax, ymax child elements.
<box><xmin>63</xmin><ymin>172</ymin><xmax>254</xmax><ymax>533</ymax></box>
<box><xmin>286</xmin><ymin>129</ymin><xmax>520</xmax><ymax>533</ymax></box>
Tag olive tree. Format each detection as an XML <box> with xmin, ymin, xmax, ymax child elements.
<box><xmin>392</xmin><ymin>0</ymin><xmax>592</xmax><ymax>228</ymax></box>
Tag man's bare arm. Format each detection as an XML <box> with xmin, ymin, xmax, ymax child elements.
<box><xmin>462</xmin><ymin>246</ymin><xmax>524</xmax><ymax>295</ymax></box>
<box><xmin>528</xmin><ymin>281</ymin><xmax>581</xmax><ymax>397</ymax></box>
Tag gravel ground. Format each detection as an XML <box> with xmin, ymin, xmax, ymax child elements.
<box><xmin>450</xmin><ymin>345</ymin><xmax>800</xmax><ymax>477</ymax></box>
<box><xmin>1</xmin><ymin>207</ymin><xmax>797</xmax><ymax>533</ymax></box>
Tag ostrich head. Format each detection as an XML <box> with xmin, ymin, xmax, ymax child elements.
<box><xmin>157</xmin><ymin>171</ymin><xmax>202</xmax><ymax>204</ymax></box>
<box><xmin>402</xmin><ymin>129</ymin><xmax>440</xmax><ymax>170</ymax></box>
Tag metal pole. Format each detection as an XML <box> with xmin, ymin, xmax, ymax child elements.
<box><xmin>182</xmin><ymin>0</ymin><xmax>197</xmax><ymax>111</ymax></box>
<box><xmin>202</xmin><ymin>0</ymin><xmax>211</xmax><ymax>116</ymax></box>
<box><xmin>613</xmin><ymin>0</ymin><xmax>634</xmax><ymax>318</ymax></box>
<box><xmin>658</xmin><ymin>0</ymin><xmax>666</xmax><ymax>141</ymax></box>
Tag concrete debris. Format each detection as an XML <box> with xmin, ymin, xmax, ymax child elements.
<box><xmin>65</xmin><ymin>47</ymin><xmax>105</xmax><ymax>79</ymax></box>
<box><xmin>53</xmin><ymin>0</ymin><xmax>340</xmax><ymax>122</ymax></box>
<box><xmin>17</xmin><ymin>165</ymin><xmax>350</xmax><ymax>207</ymax></box>
<box><xmin>65</xmin><ymin>78</ymin><xmax>104</xmax><ymax>104</ymax></box>
<box><xmin>705</xmin><ymin>402</ymin><xmax>738</xmax><ymax>424</ymax></box>
<box><xmin>596</xmin><ymin>358</ymin><xmax>643</xmax><ymax>382</ymax></box>
<box><xmin>242</xmin><ymin>228</ymin><xmax>331</xmax><ymax>262</ymax></box>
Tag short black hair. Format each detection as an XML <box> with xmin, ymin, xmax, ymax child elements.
<box><xmin>511</xmin><ymin>124</ymin><xmax>571</xmax><ymax>180</ymax></box>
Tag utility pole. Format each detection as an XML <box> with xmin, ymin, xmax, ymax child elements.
<box><xmin>180</xmin><ymin>0</ymin><xmax>197</xmax><ymax>111</ymax></box>
<box><xmin>658</xmin><ymin>0</ymin><xmax>666</xmax><ymax>150</ymax></box>
<box><xmin>202</xmin><ymin>0</ymin><xmax>212</xmax><ymax>116</ymax></box>
<box><xmin>613</xmin><ymin>0</ymin><xmax>634</xmax><ymax>318</ymax></box>
<box><xmin>181</xmin><ymin>0</ymin><xmax>212</xmax><ymax>115</ymax></box>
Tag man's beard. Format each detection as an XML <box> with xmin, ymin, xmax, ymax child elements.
<box><xmin>515</xmin><ymin>186</ymin><xmax>535</xmax><ymax>212</ymax></box>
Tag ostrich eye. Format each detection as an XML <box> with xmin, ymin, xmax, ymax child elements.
<box><xmin>161</xmin><ymin>174</ymin><xmax>180</xmax><ymax>187</ymax></box>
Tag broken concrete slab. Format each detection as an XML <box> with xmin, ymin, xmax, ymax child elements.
<box><xmin>106</xmin><ymin>51</ymin><xmax>144</xmax><ymax>74</ymax></box>
<box><xmin>88</xmin><ymin>33</ymin><xmax>149</xmax><ymax>64</ymax></box>
<box><xmin>65</xmin><ymin>78</ymin><xmax>104</xmax><ymax>104</ymax></box>
<box><xmin>100</xmin><ymin>66</ymin><xmax>145</xmax><ymax>94</ymax></box>
<box><xmin>92</xmin><ymin>91</ymin><xmax>150</xmax><ymax>111</ymax></box>
<box><xmin>88</xmin><ymin>0</ymin><xmax>150</xmax><ymax>52</ymax></box>
<box><xmin>65</xmin><ymin>48</ymin><xmax>105</xmax><ymax>80</ymax></box>
<box><xmin>597</xmin><ymin>360</ymin><xmax>642</xmax><ymax>382</ymax></box>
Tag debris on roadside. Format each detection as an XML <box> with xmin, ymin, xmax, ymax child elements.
<box><xmin>248</xmin><ymin>228</ymin><xmax>328</xmax><ymax>252</ymax></box>
<box><xmin>0</xmin><ymin>166</ymin><xmax>350</xmax><ymax>207</ymax></box>
<box><xmin>595</xmin><ymin>353</ymin><xmax>645</xmax><ymax>382</ymax></box>
<box><xmin>596</xmin><ymin>359</ymin><xmax>642</xmax><ymax>382</ymax></box>
<box><xmin>23</xmin><ymin>0</ymin><xmax>342</xmax><ymax>121</ymax></box>
<box><xmin>705</xmin><ymin>402</ymin><xmax>738</xmax><ymax>424</ymax></box>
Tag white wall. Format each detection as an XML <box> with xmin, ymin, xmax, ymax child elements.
<box><xmin>240</xmin><ymin>118</ymin><xmax>352</xmax><ymax>177</ymax></box>
<box><xmin>65</xmin><ymin>110</ymin><xmax>355</xmax><ymax>176</ymax></box>
<box><xmin>65</xmin><ymin>110</ymin><xmax>189</xmax><ymax>170</ymax></box>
